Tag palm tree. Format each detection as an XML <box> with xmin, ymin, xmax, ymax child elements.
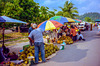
<box><xmin>39</xmin><ymin>6</ymin><xmax>57</xmax><ymax>23</ymax></box>
<box><xmin>56</xmin><ymin>1</ymin><xmax>79</xmax><ymax>18</ymax></box>
<box><xmin>39</xmin><ymin>6</ymin><xmax>49</xmax><ymax>22</ymax></box>
<box><xmin>48</xmin><ymin>9</ymin><xmax>57</xmax><ymax>18</ymax></box>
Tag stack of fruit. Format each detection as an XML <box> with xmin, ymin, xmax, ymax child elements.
<box><xmin>18</xmin><ymin>44</ymin><xmax>59</xmax><ymax>64</ymax></box>
<box><xmin>2</xmin><ymin>61</ymin><xmax>28</xmax><ymax>66</ymax></box>
<box><xmin>2</xmin><ymin>44</ymin><xmax>59</xmax><ymax>65</ymax></box>
<box><xmin>57</xmin><ymin>36</ymin><xmax>73</xmax><ymax>44</ymax></box>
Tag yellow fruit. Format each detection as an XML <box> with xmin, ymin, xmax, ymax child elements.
<box><xmin>57</xmin><ymin>41</ymin><xmax>60</xmax><ymax>44</ymax></box>
<box><xmin>33</xmin><ymin>58</ymin><xmax>35</xmax><ymax>61</ymax></box>
<box><xmin>39</xmin><ymin>57</ymin><xmax>42</xmax><ymax>61</ymax></box>
<box><xmin>25</xmin><ymin>61</ymin><xmax>28</xmax><ymax>64</ymax></box>
<box><xmin>10</xmin><ymin>62</ymin><xmax>15</xmax><ymax>66</ymax></box>
<box><xmin>18</xmin><ymin>43</ymin><xmax>59</xmax><ymax>63</ymax></box>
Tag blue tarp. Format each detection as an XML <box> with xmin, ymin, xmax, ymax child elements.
<box><xmin>0</xmin><ymin>16</ymin><xmax>26</xmax><ymax>24</ymax></box>
<box><xmin>0</xmin><ymin>16</ymin><xmax>6</xmax><ymax>22</ymax></box>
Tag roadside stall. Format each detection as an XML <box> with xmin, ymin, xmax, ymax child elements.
<box><xmin>0</xmin><ymin>16</ymin><xmax>83</xmax><ymax>65</ymax></box>
<box><xmin>0</xmin><ymin>16</ymin><xmax>27</xmax><ymax>46</ymax></box>
<box><xmin>49</xmin><ymin>16</ymin><xmax>76</xmax><ymax>43</ymax></box>
<box><xmin>0</xmin><ymin>16</ymin><xmax>27</xmax><ymax>65</ymax></box>
<box><xmin>16</xmin><ymin>20</ymin><xmax>61</xmax><ymax>65</ymax></box>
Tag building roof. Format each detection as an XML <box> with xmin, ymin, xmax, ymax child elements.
<box><xmin>95</xmin><ymin>19</ymin><xmax>100</xmax><ymax>22</ymax></box>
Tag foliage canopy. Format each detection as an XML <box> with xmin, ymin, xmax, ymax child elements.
<box><xmin>0</xmin><ymin>0</ymin><xmax>79</xmax><ymax>28</ymax></box>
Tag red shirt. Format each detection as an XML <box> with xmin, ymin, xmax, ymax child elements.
<box><xmin>70</xmin><ymin>28</ymin><xmax>77</xmax><ymax>36</ymax></box>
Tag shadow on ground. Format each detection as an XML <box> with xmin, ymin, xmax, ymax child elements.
<box><xmin>49</xmin><ymin>45</ymin><xmax>88</xmax><ymax>62</ymax></box>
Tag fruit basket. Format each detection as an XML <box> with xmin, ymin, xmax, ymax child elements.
<box><xmin>57</xmin><ymin>36</ymin><xmax>73</xmax><ymax>44</ymax></box>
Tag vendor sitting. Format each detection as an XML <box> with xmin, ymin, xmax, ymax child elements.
<box><xmin>77</xmin><ymin>31</ymin><xmax>85</xmax><ymax>41</ymax></box>
<box><xmin>0</xmin><ymin>45</ymin><xmax>10</xmax><ymax>64</ymax></box>
<box><xmin>0</xmin><ymin>47</ymin><xmax>5</xmax><ymax>63</ymax></box>
<box><xmin>0</xmin><ymin>45</ymin><xmax>18</xmax><ymax>64</ymax></box>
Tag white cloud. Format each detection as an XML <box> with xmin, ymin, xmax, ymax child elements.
<box><xmin>35</xmin><ymin>0</ymin><xmax>100</xmax><ymax>15</ymax></box>
<box><xmin>43</xmin><ymin>0</ymin><xmax>67</xmax><ymax>5</ymax></box>
<box><xmin>43</xmin><ymin>0</ymin><xmax>57</xmax><ymax>5</ymax></box>
<box><xmin>78</xmin><ymin>0</ymin><xmax>100</xmax><ymax>15</ymax></box>
<box><xmin>75</xmin><ymin>0</ymin><xmax>87</xmax><ymax>4</ymax></box>
<box><xmin>66</xmin><ymin>0</ymin><xmax>70</xmax><ymax>1</ymax></box>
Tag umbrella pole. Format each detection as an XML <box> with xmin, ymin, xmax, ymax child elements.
<box><xmin>2</xmin><ymin>23</ymin><xmax>5</xmax><ymax>46</ymax></box>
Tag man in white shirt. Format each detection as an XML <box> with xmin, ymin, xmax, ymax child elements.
<box><xmin>77</xmin><ymin>31</ymin><xmax>85</xmax><ymax>41</ymax></box>
<box><xmin>28</xmin><ymin>24</ymin><xmax>46</xmax><ymax>64</ymax></box>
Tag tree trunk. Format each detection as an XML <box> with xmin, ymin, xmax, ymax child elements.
<box><xmin>18</xmin><ymin>26</ymin><xmax>20</xmax><ymax>32</ymax></box>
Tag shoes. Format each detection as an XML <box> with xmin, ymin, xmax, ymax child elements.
<box><xmin>82</xmin><ymin>39</ymin><xmax>85</xmax><ymax>41</ymax></box>
<box><xmin>42</xmin><ymin>60</ymin><xmax>48</xmax><ymax>63</ymax></box>
<box><xmin>34</xmin><ymin>63</ymin><xmax>38</xmax><ymax>65</ymax></box>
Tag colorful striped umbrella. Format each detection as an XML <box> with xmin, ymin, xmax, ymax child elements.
<box><xmin>49</xmin><ymin>16</ymin><xmax>75</xmax><ymax>24</ymax></box>
<box><xmin>66</xmin><ymin>17</ymin><xmax>75</xmax><ymax>23</ymax></box>
<box><xmin>73</xmin><ymin>19</ymin><xmax>80</xmax><ymax>23</ymax></box>
<box><xmin>37</xmin><ymin>20</ymin><xmax>63</xmax><ymax>31</ymax></box>
<box><xmin>76</xmin><ymin>19</ymin><xmax>82</xmax><ymax>22</ymax></box>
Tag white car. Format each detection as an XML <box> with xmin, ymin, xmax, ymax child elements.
<box><xmin>78</xmin><ymin>24</ymin><xmax>86</xmax><ymax>31</ymax></box>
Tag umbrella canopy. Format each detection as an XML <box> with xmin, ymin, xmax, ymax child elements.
<box><xmin>37</xmin><ymin>20</ymin><xmax>63</xmax><ymax>31</ymax></box>
<box><xmin>0</xmin><ymin>16</ymin><xmax>27</xmax><ymax>46</ymax></box>
<box><xmin>49</xmin><ymin>16</ymin><xmax>75</xmax><ymax>24</ymax></box>
<box><xmin>66</xmin><ymin>17</ymin><xmax>75</xmax><ymax>23</ymax></box>
<box><xmin>0</xmin><ymin>16</ymin><xmax>26</xmax><ymax>23</ymax></box>
<box><xmin>76</xmin><ymin>19</ymin><xmax>82</xmax><ymax>23</ymax></box>
<box><xmin>73</xmin><ymin>19</ymin><xmax>80</xmax><ymax>23</ymax></box>
<box><xmin>95</xmin><ymin>19</ymin><xmax>100</xmax><ymax>22</ymax></box>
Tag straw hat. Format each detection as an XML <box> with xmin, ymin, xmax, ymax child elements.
<box><xmin>31</xmin><ymin>23</ymin><xmax>37</xmax><ymax>28</ymax></box>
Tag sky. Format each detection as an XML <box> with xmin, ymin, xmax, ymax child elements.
<box><xmin>34</xmin><ymin>0</ymin><xmax>100</xmax><ymax>15</ymax></box>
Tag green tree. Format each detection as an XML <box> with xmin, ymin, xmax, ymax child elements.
<box><xmin>48</xmin><ymin>9</ymin><xmax>57</xmax><ymax>18</ymax></box>
<box><xmin>2</xmin><ymin>0</ymin><xmax>40</xmax><ymax>24</ymax></box>
<box><xmin>19</xmin><ymin>0</ymin><xmax>40</xmax><ymax>23</ymax></box>
<box><xmin>0</xmin><ymin>0</ymin><xmax>59</xmax><ymax>26</ymax></box>
<box><xmin>56</xmin><ymin>1</ymin><xmax>78</xmax><ymax>18</ymax></box>
<box><xmin>39</xmin><ymin>6</ymin><xmax>49</xmax><ymax>22</ymax></box>
<box><xmin>2</xmin><ymin>1</ymin><xmax>23</xmax><ymax>19</ymax></box>
<box><xmin>0</xmin><ymin>2</ymin><xmax>4</xmax><ymax>16</ymax></box>
<box><xmin>84</xmin><ymin>17</ymin><xmax>92</xmax><ymax>22</ymax></box>
<box><xmin>0</xmin><ymin>0</ymin><xmax>14</xmax><ymax>16</ymax></box>
<box><xmin>39</xmin><ymin>6</ymin><xmax>57</xmax><ymax>23</ymax></box>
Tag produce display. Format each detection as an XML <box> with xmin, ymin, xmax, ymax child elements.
<box><xmin>57</xmin><ymin>36</ymin><xmax>73</xmax><ymax>44</ymax></box>
<box><xmin>2</xmin><ymin>62</ymin><xmax>28</xmax><ymax>66</ymax></box>
<box><xmin>2</xmin><ymin>44</ymin><xmax>59</xmax><ymax>66</ymax></box>
<box><xmin>18</xmin><ymin>44</ymin><xmax>59</xmax><ymax>64</ymax></box>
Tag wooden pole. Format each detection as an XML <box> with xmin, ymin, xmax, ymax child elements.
<box><xmin>2</xmin><ymin>23</ymin><xmax>5</xmax><ymax>46</ymax></box>
<box><xmin>90</xmin><ymin>24</ymin><xmax>92</xmax><ymax>31</ymax></box>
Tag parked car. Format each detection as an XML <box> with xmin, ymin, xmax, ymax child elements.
<box><xmin>16</xmin><ymin>25</ymin><xmax>29</xmax><ymax>32</ymax></box>
<box><xmin>20</xmin><ymin>26</ymin><xmax>29</xmax><ymax>32</ymax></box>
<box><xmin>78</xmin><ymin>24</ymin><xmax>86</xmax><ymax>31</ymax></box>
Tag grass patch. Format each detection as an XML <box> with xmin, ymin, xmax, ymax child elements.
<box><xmin>0</xmin><ymin>43</ymin><xmax>16</xmax><ymax>47</ymax></box>
<box><xmin>0</xmin><ymin>32</ymin><xmax>28</xmax><ymax>40</ymax></box>
<box><xmin>0</xmin><ymin>37</ymin><xmax>29</xmax><ymax>47</ymax></box>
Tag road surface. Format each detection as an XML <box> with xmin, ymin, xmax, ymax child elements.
<box><xmin>8</xmin><ymin>27</ymin><xmax>100</xmax><ymax>66</ymax></box>
<box><xmin>36</xmin><ymin>27</ymin><xmax>100</xmax><ymax>66</ymax></box>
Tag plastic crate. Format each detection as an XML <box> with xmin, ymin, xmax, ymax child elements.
<box><xmin>23</xmin><ymin>44</ymin><xmax>30</xmax><ymax>50</ymax></box>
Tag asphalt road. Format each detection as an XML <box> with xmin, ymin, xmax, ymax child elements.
<box><xmin>8</xmin><ymin>27</ymin><xmax>100</xmax><ymax>66</ymax></box>
<box><xmin>36</xmin><ymin>27</ymin><xmax>100</xmax><ymax>66</ymax></box>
